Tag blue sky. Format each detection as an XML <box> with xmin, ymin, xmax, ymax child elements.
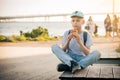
<box><xmin>0</xmin><ymin>0</ymin><xmax>120</xmax><ymax>16</ymax></box>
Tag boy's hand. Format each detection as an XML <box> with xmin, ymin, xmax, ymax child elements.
<box><xmin>72</xmin><ymin>32</ymin><xmax>82</xmax><ymax>43</ymax></box>
<box><xmin>67</xmin><ymin>33</ymin><xmax>73</xmax><ymax>42</ymax></box>
<box><xmin>62</xmin><ymin>33</ymin><xmax>73</xmax><ymax>51</ymax></box>
<box><xmin>70</xmin><ymin>29</ymin><xmax>82</xmax><ymax>43</ymax></box>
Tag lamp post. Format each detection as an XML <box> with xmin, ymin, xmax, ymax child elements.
<box><xmin>112</xmin><ymin>0</ymin><xmax>115</xmax><ymax>15</ymax></box>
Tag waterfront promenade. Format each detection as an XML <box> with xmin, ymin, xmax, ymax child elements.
<box><xmin>0</xmin><ymin>37</ymin><xmax>120</xmax><ymax>80</ymax></box>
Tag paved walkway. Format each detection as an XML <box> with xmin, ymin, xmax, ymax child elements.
<box><xmin>0</xmin><ymin>38</ymin><xmax>120</xmax><ymax>80</ymax></box>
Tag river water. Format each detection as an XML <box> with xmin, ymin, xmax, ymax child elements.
<box><xmin>0</xmin><ymin>21</ymin><xmax>105</xmax><ymax>36</ymax></box>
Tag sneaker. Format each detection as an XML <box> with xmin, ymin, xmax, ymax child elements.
<box><xmin>57</xmin><ymin>63</ymin><xmax>71</xmax><ymax>72</ymax></box>
<box><xmin>70</xmin><ymin>60</ymin><xmax>81</xmax><ymax>73</ymax></box>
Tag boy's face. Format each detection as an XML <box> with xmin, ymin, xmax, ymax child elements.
<box><xmin>71</xmin><ymin>17</ymin><xmax>84</xmax><ymax>30</ymax></box>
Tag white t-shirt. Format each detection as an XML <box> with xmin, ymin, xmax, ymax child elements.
<box><xmin>62</xmin><ymin>30</ymin><xmax>93</xmax><ymax>56</ymax></box>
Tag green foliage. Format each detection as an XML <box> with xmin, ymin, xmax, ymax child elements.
<box><xmin>24</xmin><ymin>32</ymin><xmax>31</xmax><ymax>38</ymax></box>
<box><xmin>8</xmin><ymin>34</ymin><xmax>19</xmax><ymax>42</ymax></box>
<box><xmin>18</xmin><ymin>35</ymin><xmax>26</xmax><ymax>41</ymax></box>
<box><xmin>0</xmin><ymin>26</ymin><xmax>58</xmax><ymax>42</ymax></box>
<box><xmin>8</xmin><ymin>34</ymin><xmax>26</xmax><ymax>42</ymax></box>
<box><xmin>36</xmin><ymin>35</ymin><xmax>50</xmax><ymax>41</ymax></box>
<box><xmin>26</xmin><ymin>37</ymin><xmax>33</xmax><ymax>41</ymax></box>
<box><xmin>0</xmin><ymin>35</ymin><xmax>7</xmax><ymax>42</ymax></box>
<box><xmin>31</xmin><ymin>27</ymin><xmax>49</xmax><ymax>38</ymax></box>
<box><xmin>20</xmin><ymin>30</ymin><xmax>23</xmax><ymax>36</ymax></box>
<box><xmin>23</xmin><ymin>26</ymin><xmax>50</xmax><ymax>41</ymax></box>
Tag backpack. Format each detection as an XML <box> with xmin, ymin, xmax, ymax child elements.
<box><xmin>68</xmin><ymin>30</ymin><xmax>87</xmax><ymax>46</ymax></box>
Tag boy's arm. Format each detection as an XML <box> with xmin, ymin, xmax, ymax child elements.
<box><xmin>72</xmin><ymin>32</ymin><xmax>91</xmax><ymax>55</ymax></box>
<box><xmin>62</xmin><ymin>33</ymin><xmax>73</xmax><ymax>51</ymax></box>
<box><xmin>78</xmin><ymin>41</ymin><xmax>91</xmax><ymax>55</ymax></box>
<box><xmin>62</xmin><ymin>41</ymin><xmax>69</xmax><ymax>51</ymax></box>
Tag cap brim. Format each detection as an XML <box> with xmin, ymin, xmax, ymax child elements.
<box><xmin>71</xmin><ymin>16</ymin><xmax>83</xmax><ymax>18</ymax></box>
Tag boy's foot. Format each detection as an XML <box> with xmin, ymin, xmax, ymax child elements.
<box><xmin>57</xmin><ymin>63</ymin><xmax>71</xmax><ymax>72</ymax></box>
<box><xmin>70</xmin><ymin>60</ymin><xmax>81</xmax><ymax>73</ymax></box>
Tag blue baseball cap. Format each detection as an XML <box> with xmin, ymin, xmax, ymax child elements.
<box><xmin>71</xmin><ymin>11</ymin><xmax>84</xmax><ymax>18</ymax></box>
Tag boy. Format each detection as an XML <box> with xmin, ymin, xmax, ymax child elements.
<box><xmin>51</xmin><ymin>11</ymin><xmax>101</xmax><ymax>73</ymax></box>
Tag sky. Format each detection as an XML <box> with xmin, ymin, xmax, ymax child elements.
<box><xmin>0</xmin><ymin>0</ymin><xmax>120</xmax><ymax>16</ymax></box>
<box><xmin>0</xmin><ymin>0</ymin><xmax>120</xmax><ymax>36</ymax></box>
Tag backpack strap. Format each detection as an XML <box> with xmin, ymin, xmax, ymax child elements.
<box><xmin>83</xmin><ymin>31</ymin><xmax>87</xmax><ymax>46</ymax></box>
<box><xmin>67</xmin><ymin>30</ymin><xmax>87</xmax><ymax>46</ymax></box>
<box><xmin>68</xmin><ymin>29</ymin><xmax>71</xmax><ymax>35</ymax></box>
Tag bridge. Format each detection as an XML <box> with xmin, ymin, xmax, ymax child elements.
<box><xmin>0</xmin><ymin>12</ymin><xmax>120</xmax><ymax>22</ymax></box>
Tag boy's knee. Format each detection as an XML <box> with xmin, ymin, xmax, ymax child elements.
<box><xmin>51</xmin><ymin>44</ymin><xmax>56</xmax><ymax>49</ymax></box>
<box><xmin>51</xmin><ymin>44</ymin><xmax>59</xmax><ymax>52</ymax></box>
<box><xmin>92</xmin><ymin>50</ymin><xmax>101</xmax><ymax>58</ymax></box>
<box><xmin>51</xmin><ymin>44</ymin><xmax>56</xmax><ymax>51</ymax></box>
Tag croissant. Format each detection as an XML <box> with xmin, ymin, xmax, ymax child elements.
<box><xmin>71</xmin><ymin>29</ymin><xmax>78</xmax><ymax>33</ymax></box>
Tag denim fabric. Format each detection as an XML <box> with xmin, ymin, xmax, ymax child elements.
<box><xmin>51</xmin><ymin>44</ymin><xmax>101</xmax><ymax>68</ymax></box>
<box><xmin>51</xmin><ymin>44</ymin><xmax>73</xmax><ymax>67</ymax></box>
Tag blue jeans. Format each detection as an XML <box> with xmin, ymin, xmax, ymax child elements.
<box><xmin>51</xmin><ymin>44</ymin><xmax>101</xmax><ymax>68</ymax></box>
